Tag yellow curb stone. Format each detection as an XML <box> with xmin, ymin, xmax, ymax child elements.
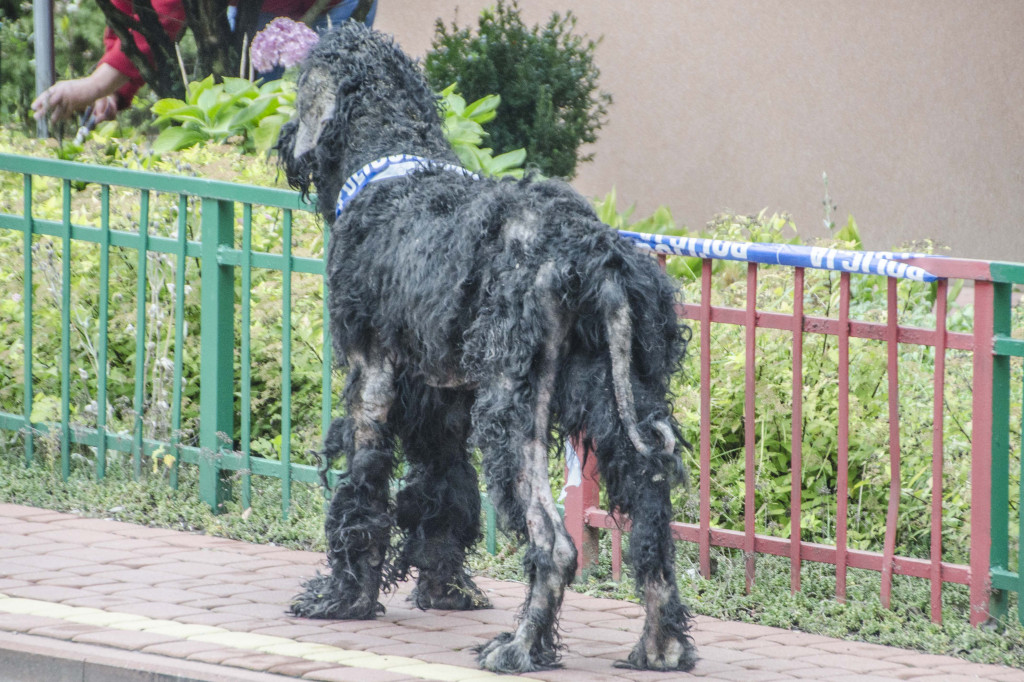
<box><xmin>387</xmin><ymin>663</ymin><xmax>502</xmax><ymax>681</ymax></box>
<box><xmin>62</xmin><ymin>611</ymin><xmax>150</xmax><ymax>627</ymax></box>
<box><xmin>0</xmin><ymin>598</ymin><xmax>76</xmax><ymax>618</ymax></box>
<box><xmin>135</xmin><ymin>622</ymin><xmax>226</xmax><ymax>638</ymax></box>
<box><xmin>299</xmin><ymin>648</ymin><xmax>380</xmax><ymax>663</ymax></box>
<box><xmin>331</xmin><ymin>654</ymin><xmax>423</xmax><ymax>670</ymax></box>
<box><xmin>113</xmin><ymin>618</ymin><xmax>186</xmax><ymax>632</ymax></box>
<box><xmin>261</xmin><ymin>642</ymin><xmax>363</xmax><ymax>659</ymax></box>
<box><xmin>187</xmin><ymin>631</ymin><xmax>293</xmax><ymax>649</ymax></box>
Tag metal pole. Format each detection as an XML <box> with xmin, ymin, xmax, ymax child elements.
<box><xmin>33</xmin><ymin>0</ymin><xmax>55</xmax><ymax>137</ymax></box>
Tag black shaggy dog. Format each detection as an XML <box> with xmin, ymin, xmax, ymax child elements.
<box><xmin>278</xmin><ymin>22</ymin><xmax>696</xmax><ymax>674</ymax></box>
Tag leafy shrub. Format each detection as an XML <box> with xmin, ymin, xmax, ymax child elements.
<box><xmin>424</xmin><ymin>0</ymin><xmax>611</xmax><ymax>179</ymax></box>
<box><xmin>151</xmin><ymin>76</ymin><xmax>295</xmax><ymax>155</ymax></box>
<box><xmin>438</xmin><ymin>85</ymin><xmax>525</xmax><ymax>178</ymax></box>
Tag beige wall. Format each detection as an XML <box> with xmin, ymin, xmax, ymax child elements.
<box><xmin>375</xmin><ymin>2</ymin><xmax>1024</xmax><ymax>262</ymax></box>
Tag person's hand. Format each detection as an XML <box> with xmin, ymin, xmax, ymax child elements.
<box><xmin>91</xmin><ymin>95</ymin><xmax>119</xmax><ymax>123</ymax></box>
<box><xmin>32</xmin><ymin>64</ymin><xmax>129</xmax><ymax>124</ymax></box>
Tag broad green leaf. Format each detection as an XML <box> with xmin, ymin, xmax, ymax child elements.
<box><xmin>486</xmin><ymin>148</ymin><xmax>526</xmax><ymax>174</ymax></box>
<box><xmin>196</xmin><ymin>87</ymin><xmax>223</xmax><ymax>115</ymax></box>
<box><xmin>463</xmin><ymin>94</ymin><xmax>500</xmax><ymax>123</ymax></box>
<box><xmin>152</xmin><ymin>98</ymin><xmax>188</xmax><ymax>116</ymax></box>
<box><xmin>253</xmin><ymin>115</ymin><xmax>286</xmax><ymax>152</ymax></box>
<box><xmin>228</xmin><ymin>97</ymin><xmax>276</xmax><ymax>132</ymax></box>
<box><xmin>151</xmin><ymin>126</ymin><xmax>209</xmax><ymax>153</ymax></box>
<box><xmin>443</xmin><ymin>118</ymin><xmax>484</xmax><ymax>146</ymax></box>
<box><xmin>222</xmin><ymin>76</ymin><xmax>259</xmax><ymax>96</ymax></box>
<box><xmin>186</xmin><ymin>74</ymin><xmax>216</xmax><ymax>101</ymax></box>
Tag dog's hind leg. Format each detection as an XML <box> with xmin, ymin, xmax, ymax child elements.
<box><xmin>600</xmin><ymin>287</ymin><xmax>697</xmax><ymax>670</ymax></box>
<box><xmin>291</xmin><ymin>353</ymin><xmax>397</xmax><ymax>619</ymax></box>
<box><xmin>615</xmin><ymin>460</ymin><xmax>697</xmax><ymax>671</ymax></box>
<box><xmin>474</xmin><ymin>270</ymin><xmax>577</xmax><ymax>673</ymax></box>
<box><xmin>393</xmin><ymin>385</ymin><xmax>490</xmax><ymax>610</ymax></box>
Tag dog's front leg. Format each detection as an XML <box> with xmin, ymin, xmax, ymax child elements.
<box><xmin>291</xmin><ymin>355</ymin><xmax>397</xmax><ymax>619</ymax></box>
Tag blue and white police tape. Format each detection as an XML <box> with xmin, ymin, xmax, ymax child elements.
<box><xmin>336</xmin><ymin>154</ymin><xmax>481</xmax><ymax>218</ymax></box>
<box><xmin>618</xmin><ymin>230</ymin><xmax>940</xmax><ymax>282</ymax></box>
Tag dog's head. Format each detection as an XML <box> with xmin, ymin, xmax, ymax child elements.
<box><xmin>277</xmin><ymin>63</ymin><xmax>336</xmax><ymax>199</ymax></box>
<box><xmin>277</xmin><ymin>21</ymin><xmax>444</xmax><ymax>211</ymax></box>
<box><xmin>277</xmin><ymin>23</ymin><xmax>371</xmax><ymax>200</ymax></box>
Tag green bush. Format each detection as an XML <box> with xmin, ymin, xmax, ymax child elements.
<box><xmin>424</xmin><ymin>0</ymin><xmax>611</xmax><ymax>179</ymax></box>
<box><xmin>151</xmin><ymin>75</ymin><xmax>295</xmax><ymax>155</ymax></box>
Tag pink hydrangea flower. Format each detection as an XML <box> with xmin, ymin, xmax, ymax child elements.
<box><xmin>250</xmin><ymin>17</ymin><xmax>319</xmax><ymax>74</ymax></box>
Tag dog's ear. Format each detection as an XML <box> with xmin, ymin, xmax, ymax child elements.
<box><xmin>291</xmin><ymin>66</ymin><xmax>339</xmax><ymax>158</ymax></box>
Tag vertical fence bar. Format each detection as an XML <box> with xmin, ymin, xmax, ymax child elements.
<box><xmin>132</xmin><ymin>190</ymin><xmax>150</xmax><ymax>479</ymax></box>
<box><xmin>836</xmin><ymin>273</ymin><xmax>851</xmax><ymax>601</ymax></box>
<box><xmin>485</xmin><ymin>495</ymin><xmax>497</xmax><ymax>554</ymax></box>
<box><xmin>970</xmin><ymin>279</ymin><xmax>995</xmax><ymax>625</ymax></box>
<box><xmin>60</xmin><ymin>180</ymin><xmax>72</xmax><ymax>480</ymax></box>
<box><xmin>240</xmin><ymin>204</ymin><xmax>253</xmax><ymax>510</ymax></box>
<box><xmin>565</xmin><ymin>437</ymin><xmax>600</xmax><ymax>574</ymax></box>
<box><xmin>880</xmin><ymin>278</ymin><xmax>902</xmax><ymax>608</ymax></box>
<box><xmin>22</xmin><ymin>175</ymin><xmax>34</xmax><ymax>465</ymax></box>
<box><xmin>610</xmin><ymin>524</ymin><xmax>618</xmax><ymax>577</ymax></box>
<box><xmin>169</xmin><ymin>195</ymin><xmax>188</xmax><ymax>490</ymax></box>
<box><xmin>988</xmin><ymin>279</ymin><xmax>1012</xmax><ymax>622</ymax></box>
<box><xmin>790</xmin><ymin>267</ymin><xmax>804</xmax><ymax>592</ymax></box>
<box><xmin>320</xmin><ymin>226</ymin><xmax>333</xmax><ymax>452</ymax></box>
<box><xmin>930</xmin><ymin>278</ymin><xmax>948</xmax><ymax>623</ymax></box>
<box><xmin>743</xmin><ymin>262</ymin><xmax>757</xmax><ymax>592</ymax></box>
<box><xmin>96</xmin><ymin>186</ymin><xmax>111</xmax><ymax>479</ymax></box>
<box><xmin>281</xmin><ymin>209</ymin><xmax>293</xmax><ymax>517</ymax></box>
<box><xmin>699</xmin><ymin>259</ymin><xmax>713</xmax><ymax>578</ymax></box>
<box><xmin>1015</xmin><ymin>360</ymin><xmax>1024</xmax><ymax>626</ymax></box>
<box><xmin>198</xmin><ymin>198</ymin><xmax>235</xmax><ymax>513</ymax></box>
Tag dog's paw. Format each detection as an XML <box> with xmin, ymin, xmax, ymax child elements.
<box><xmin>410</xmin><ymin>573</ymin><xmax>492</xmax><ymax>611</ymax></box>
<box><xmin>289</xmin><ymin>573</ymin><xmax>384</xmax><ymax>620</ymax></box>
<box><xmin>474</xmin><ymin>632</ymin><xmax>559</xmax><ymax>673</ymax></box>
<box><xmin>614</xmin><ymin>634</ymin><xmax>697</xmax><ymax>672</ymax></box>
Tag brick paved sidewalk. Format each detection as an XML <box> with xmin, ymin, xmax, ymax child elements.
<box><xmin>0</xmin><ymin>502</ymin><xmax>1021</xmax><ymax>682</ymax></box>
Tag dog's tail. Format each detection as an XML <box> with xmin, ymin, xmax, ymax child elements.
<box><xmin>598</xmin><ymin>278</ymin><xmax>681</xmax><ymax>459</ymax></box>
<box><xmin>600</xmin><ymin>279</ymin><xmax>655</xmax><ymax>456</ymax></box>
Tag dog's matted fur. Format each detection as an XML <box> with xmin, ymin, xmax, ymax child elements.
<box><xmin>278</xmin><ymin>22</ymin><xmax>697</xmax><ymax>673</ymax></box>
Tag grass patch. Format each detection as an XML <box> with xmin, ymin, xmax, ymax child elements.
<box><xmin>2</xmin><ymin>447</ymin><xmax>1023</xmax><ymax>668</ymax></box>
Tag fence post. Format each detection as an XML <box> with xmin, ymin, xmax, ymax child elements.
<box><xmin>564</xmin><ymin>437</ymin><xmax>600</xmax><ymax>576</ymax></box>
<box><xmin>988</xmin><ymin>279</ymin><xmax>1013</xmax><ymax>623</ymax></box>
<box><xmin>970</xmin><ymin>279</ymin><xmax>995</xmax><ymax>626</ymax></box>
<box><xmin>198</xmin><ymin>198</ymin><xmax>235</xmax><ymax>513</ymax></box>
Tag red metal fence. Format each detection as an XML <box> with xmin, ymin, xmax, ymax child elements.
<box><xmin>564</xmin><ymin>253</ymin><xmax>1024</xmax><ymax>627</ymax></box>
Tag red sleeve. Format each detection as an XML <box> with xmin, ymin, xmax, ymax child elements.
<box><xmin>97</xmin><ymin>0</ymin><xmax>186</xmax><ymax>108</ymax></box>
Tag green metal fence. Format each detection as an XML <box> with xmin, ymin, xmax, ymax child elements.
<box><xmin>0</xmin><ymin>152</ymin><xmax>1021</xmax><ymax>624</ymax></box>
<box><xmin>0</xmin><ymin>153</ymin><xmax>335</xmax><ymax>518</ymax></box>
